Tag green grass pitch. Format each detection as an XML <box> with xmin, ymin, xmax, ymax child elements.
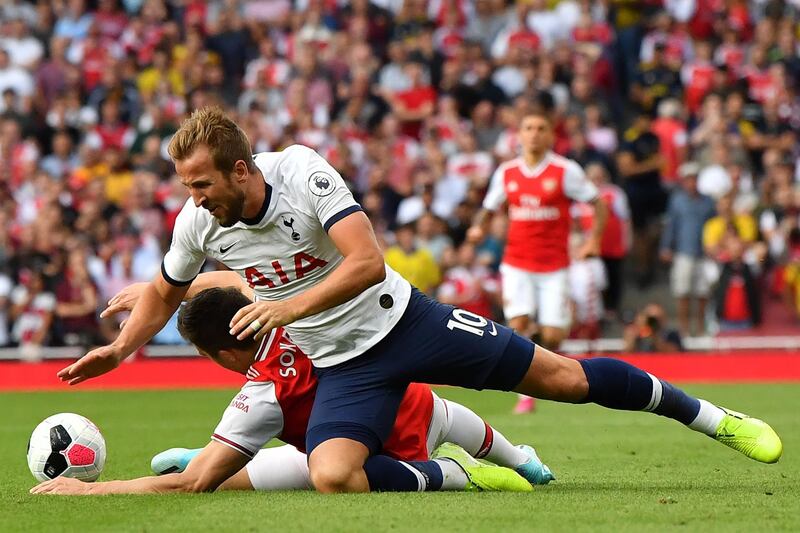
<box><xmin>1</xmin><ymin>384</ymin><xmax>798</xmax><ymax>532</ymax></box>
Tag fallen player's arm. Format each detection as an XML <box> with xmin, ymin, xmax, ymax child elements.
<box><xmin>30</xmin><ymin>441</ymin><xmax>249</xmax><ymax>495</ymax></box>
<box><xmin>101</xmin><ymin>271</ymin><xmax>252</xmax><ymax>319</ymax></box>
<box><xmin>58</xmin><ymin>273</ymin><xmax>189</xmax><ymax>385</ymax></box>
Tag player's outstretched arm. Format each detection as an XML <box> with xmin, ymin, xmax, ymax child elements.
<box><xmin>231</xmin><ymin>211</ymin><xmax>386</xmax><ymax>340</ymax></box>
<box><xmin>57</xmin><ymin>272</ymin><xmax>189</xmax><ymax>385</ymax></box>
<box><xmin>30</xmin><ymin>442</ymin><xmax>250</xmax><ymax>495</ymax></box>
<box><xmin>101</xmin><ymin>270</ymin><xmax>252</xmax><ymax>322</ymax></box>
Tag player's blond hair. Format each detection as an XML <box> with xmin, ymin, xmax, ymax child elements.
<box><xmin>168</xmin><ymin>107</ymin><xmax>256</xmax><ymax>173</ymax></box>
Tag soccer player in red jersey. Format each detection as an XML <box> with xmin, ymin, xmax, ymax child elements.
<box><xmin>32</xmin><ymin>278</ymin><xmax>550</xmax><ymax>495</ymax></box>
<box><xmin>467</xmin><ymin>112</ymin><xmax>608</xmax><ymax>413</ymax></box>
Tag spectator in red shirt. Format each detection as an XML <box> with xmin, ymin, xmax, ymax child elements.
<box><xmin>386</xmin><ymin>60</ymin><xmax>437</xmax><ymax>139</ymax></box>
<box><xmin>53</xmin><ymin>247</ymin><xmax>100</xmax><ymax>347</ymax></box>
<box><xmin>651</xmin><ymin>98</ymin><xmax>688</xmax><ymax>187</ymax></box>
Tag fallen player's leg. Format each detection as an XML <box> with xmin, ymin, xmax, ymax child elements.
<box><xmin>431</xmin><ymin>396</ymin><xmax>554</xmax><ymax>485</ymax></box>
<box><xmin>152</xmin><ymin>394</ymin><xmax>554</xmax><ymax>491</ymax></box>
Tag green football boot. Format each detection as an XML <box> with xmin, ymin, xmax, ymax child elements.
<box><xmin>714</xmin><ymin>409</ymin><xmax>783</xmax><ymax>464</ymax></box>
<box><xmin>431</xmin><ymin>442</ymin><xmax>533</xmax><ymax>492</ymax></box>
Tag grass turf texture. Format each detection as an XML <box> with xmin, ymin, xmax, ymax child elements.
<box><xmin>0</xmin><ymin>385</ymin><xmax>797</xmax><ymax>532</ymax></box>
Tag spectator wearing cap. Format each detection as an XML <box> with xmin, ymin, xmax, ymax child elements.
<box><xmin>660</xmin><ymin>162</ymin><xmax>716</xmax><ymax>336</ymax></box>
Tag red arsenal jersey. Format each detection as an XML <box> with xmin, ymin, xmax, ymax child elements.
<box><xmin>483</xmin><ymin>153</ymin><xmax>598</xmax><ymax>272</ymax></box>
<box><xmin>213</xmin><ymin>328</ymin><xmax>434</xmax><ymax>461</ymax></box>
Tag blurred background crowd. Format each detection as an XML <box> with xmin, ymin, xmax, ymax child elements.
<box><xmin>0</xmin><ymin>0</ymin><xmax>798</xmax><ymax>353</ymax></box>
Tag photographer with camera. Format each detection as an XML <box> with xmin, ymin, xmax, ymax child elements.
<box><xmin>623</xmin><ymin>303</ymin><xmax>684</xmax><ymax>353</ymax></box>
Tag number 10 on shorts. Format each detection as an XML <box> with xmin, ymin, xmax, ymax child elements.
<box><xmin>446</xmin><ymin>309</ymin><xmax>497</xmax><ymax>337</ymax></box>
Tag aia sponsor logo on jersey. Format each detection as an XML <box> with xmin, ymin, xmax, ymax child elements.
<box><xmin>244</xmin><ymin>252</ymin><xmax>328</xmax><ymax>289</ymax></box>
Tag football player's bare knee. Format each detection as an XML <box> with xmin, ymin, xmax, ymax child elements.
<box><xmin>515</xmin><ymin>345</ymin><xmax>588</xmax><ymax>402</ymax></box>
<box><xmin>308</xmin><ymin>439</ymin><xmax>370</xmax><ymax>494</ymax></box>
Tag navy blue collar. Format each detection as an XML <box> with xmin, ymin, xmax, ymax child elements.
<box><xmin>240</xmin><ymin>179</ymin><xmax>272</xmax><ymax>226</ymax></box>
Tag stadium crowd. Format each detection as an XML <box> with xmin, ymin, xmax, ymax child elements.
<box><xmin>0</xmin><ymin>0</ymin><xmax>798</xmax><ymax>351</ymax></box>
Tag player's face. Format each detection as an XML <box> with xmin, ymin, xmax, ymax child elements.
<box><xmin>198</xmin><ymin>346</ymin><xmax>255</xmax><ymax>375</ymax></box>
<box><xmin>518</xmin><ymin>116</ymin><xmax>553</xmax><ymax>155</ymax></box>
<box><xmin>176</xmin><ymin>145</ymin><xmax>246</xmax><ymax>228</ymax></box>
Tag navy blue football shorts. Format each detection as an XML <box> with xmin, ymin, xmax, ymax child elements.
<box><xmin>305</xmin><ymin>289</ymin><xmax>535</xmax><ymax>456</ymax></box>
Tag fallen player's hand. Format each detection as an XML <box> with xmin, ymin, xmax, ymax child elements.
<box><xmin>100</xmin><ymin>282</ymin><xmax>148</xmax><ymax>320</ymax></box>
<box><xmin>30</xmin><ymin>477</ymin><xmax>91</xmax><ymax>495</ymax></box>
<box><xmin>229</xmin><ymin>300</ymin><xmax>298</xmax><ymax>342</ymax></box>
<box><xmin>57</xmin><ymin>345</ymin><xmax>124</xmax><ymax>386</ymax></box>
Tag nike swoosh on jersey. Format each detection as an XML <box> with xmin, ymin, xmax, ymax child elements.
<box><xmin>219</xmin><ymin>242</ymin><xmax>239</xmax><ymax>254</ymax></box>
<box><xmin>488</xmin><ymin>321</ymin><xmax>498</xmax><ymax>336</ymax></box>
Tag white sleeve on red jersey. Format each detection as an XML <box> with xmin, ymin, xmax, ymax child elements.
<box><xmin>161</xmin><ymin>198</ymin><xmax>206</xmax><ymax>286</ymax></box>
<box><xmin>673</xmin><ymin>128</ymin><xmax>688</xmax><ymax>148</ymax></box>
<box><xmin>283</xmin><ymin>144</ymin><xmax>363</xmax><ymax>232</ymax></box>
<box><xmin>482</xmin><ymin>163</ymin><xmax>508</xmax><ymax>211</ymax></box>
<box><xmin>211</xmin><ymin>380</ymin><xmax>284</xmax><ymax>459</ymax></box>
<box><xmin>611</xmin><ymin>186</ymin><xmax>631</xmax><ymax>220</ymax></box>
<box><xmin>562</xmin><ymin>159</ymin><xmax>599</xmax><ymax>203</ymax></box>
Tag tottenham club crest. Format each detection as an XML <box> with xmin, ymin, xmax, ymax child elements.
<box><xmin>308</xmin><ymin>172</ymin><xmax>335</xmax><ymax>197</ymax></box>
<box><xmin>282</xmin><ymin>216</ymin><xmax>301</xmax><ymax>241</ymax></box>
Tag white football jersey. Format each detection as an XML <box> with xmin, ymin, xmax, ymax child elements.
<box><xmin>162</xmin><ymin>145</ymin><xmax>412</xmax><ymax>367</ymax></box>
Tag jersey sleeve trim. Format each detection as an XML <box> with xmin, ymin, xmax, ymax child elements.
<box><xmin>211</xmin><ymin>433</ymin><xmax>256</xmax><ymax>459</ymax></box>
<box><xmin>160</xmin><ymin>261</ymin><xmax>196</xmax><ymax>287</ymax></box>
<box><xmin>323</xmin><ymin>205</ymin><xmax>364</xmax><ymax>232</ymax></box>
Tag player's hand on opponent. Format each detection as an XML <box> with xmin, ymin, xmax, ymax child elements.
<box><xmin>229</xmin><ymin>300</ymin><xmax>299</xmax><ymax>341</ymax></box>
<box><xmin>466</xmin><ymin>225</ymin><xmax>485</xmax><ymax>243</ymax></box>
<box><xmin>100</xmin><ymin>282</ymin><xmax>148</xmax><ymax>328</ymax></box>
<box><xmin>57</xmin><ymin>344</ymin><xmax>124</xmax><ymax>386</ymax></box>
<box><xmin>30</xmin><ymin>476</ymin><xmax>90</xmax><ymax>495</ymax></box>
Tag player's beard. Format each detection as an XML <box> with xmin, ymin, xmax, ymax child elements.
<box><xmin>216</xmin><ymin>182</ymin><xmax>246</xmax><ymax>228</ymax></box>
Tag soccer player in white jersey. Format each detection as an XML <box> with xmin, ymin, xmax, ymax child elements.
<box><xmin>58</xmin><ymin>108</ymin><xmax>782</xmax><ymax>494</ymax></box>
<box><xmin>33</xmin><ymin>280</ymin><xmax>550</xmax><ymax>495</ymax></box>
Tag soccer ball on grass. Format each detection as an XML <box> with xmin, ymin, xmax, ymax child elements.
<box><xmin>27</xmin><ymin>413</ymin><xmax>106</xmax><ymax>482</ymax></box>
